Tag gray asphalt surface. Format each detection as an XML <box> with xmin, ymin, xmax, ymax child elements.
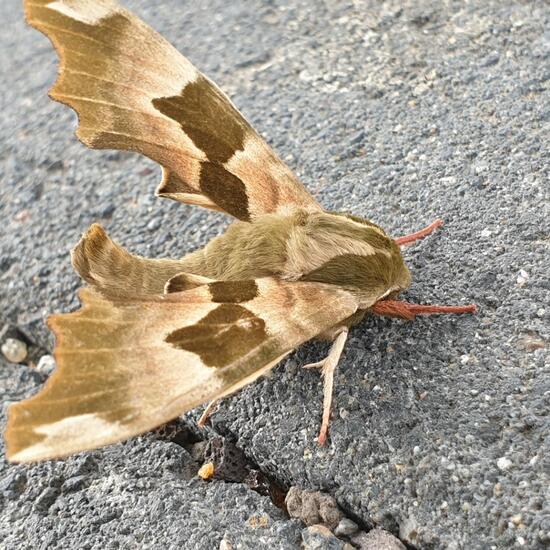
<box><xmin>1</xmin><ymin>0</ymin><xmax>549</xmax><ymax>548</ymax></box>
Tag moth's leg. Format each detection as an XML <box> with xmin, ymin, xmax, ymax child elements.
<box><xmin>72</xmin><ymin>223</ymin><xmax>205</xmax><ymax>298</ymax></box>
<box><xmin>302</xmin><ymin>359</ymin><xmax>325</xmax><ymax>369</ymax></box>
<box><xmin>304</xmin><ymin>328</ymin><xmax>349</xmax><ymax>445</ymax></box>
<box><xmin>197</xmin><ymin>399</ymin><xmax>220</xmax><ymax>428</ymax></box>
<box><xmin>394</xmin><ymin>219</ymin><xmax>444</xmax><ymax>246</ymax></box>
<box><xmin>371</xmin><ymin>300</ymin><xmax>477</xmax><ymax>320</ymax></box>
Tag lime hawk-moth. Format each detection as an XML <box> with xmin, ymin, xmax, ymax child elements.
<box><xmin>5</xmin><ymin>0</ymin><xmax>476</xmax><ymax>462</ymax></box>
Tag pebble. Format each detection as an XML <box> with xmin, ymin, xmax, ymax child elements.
<box><xmin>351</xmin><ymin>528</ymin><xmax>406</xmax><ymax>550</ymax></box>
<box><xmin>36</xmin><ymin>354</ymin><xmax>56</xmax><ymax>376</ymax></box>
<box><xmin>516</xmin><ymin>269</ymin><xmax>529</xmax><ymax>286</ymax></box>
<box><xmin>302</xmin><ymin>524</ymin><xmax>351</xmax><ymax>550</ymax></box>
<box><xmin>335</xmin><ymin>518</ymin><xmax>359</xmax><ymax>536</ymax></box>
<box><xmin>34</xmin><ymin>487</ymin><xmax>59</xmax><ymax>513</ymax></box>
<box><xmin>1</xmin><ymin>338</ymin><xmax>27</xmax><ymax>363</ymax></box>
<box><xmin>497</xmin><ymin>457</ymin><xmax>512</xmax><ymax>471</ymax></box>
<box><xmin>286</xmin><ymin>487</ymin><xmax>343</xmax><ymax>530</ymax></box>
<box><xmin>510</xmin><ymin>513</ymin><xmax>523</xmax><ymax>526</ymax></box>
<box><xmin>147</xmin><ymin>218</ymin><xmax>162</xmax><ymax>232</ymax></box>
<box><xmin>399</xmin><ymin>517</ymin><xmax>420</xmax><ymax>544</ymax></box>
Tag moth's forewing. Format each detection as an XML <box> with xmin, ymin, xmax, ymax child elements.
<box><xmin>24</xmin><ymin>0</ymin><xmax>321</xmax><ymax>220</ymax></box>
<box><xmin>5</xmin><ymin>279</ymin><xmax>357</xmax><ymax>462</ymax></box>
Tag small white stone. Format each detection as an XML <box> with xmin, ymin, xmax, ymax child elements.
<box><xmin>460</xmin><ymin>354</ymin><xmax>470</xmax><ymax>364</ymax></box>
<box><xmin>426</xmin><ymin>69</ymin><xmax>437</xmax><ymax>81</ymax></box>
<box><xmin>363</xmin><ymin>30</ymin><xmax>378</xmax><ymax>43</ymax></box>
<box><xmin>475</xmin><ymin>162</ymin><xmax>488</xmax><ymax>174</ymax></box>
<box><xmin>529</xmin><ymin>456</ymin><xmax>538</xmax><ymax>466</ymax></box>
<box><xmin>480</xmin><ymin>228</ymin><xmax>492</xmax><ymax>238</ymax></box>
<box><xmin>536</xmin><ymin>308</ymin><xmax>545</xmax><ymax>317</ymax></box>
<box><xmin>339</xmin><ymin>408</ymin><xmax>350</xmax><ymax>419</ymax></box>
<box><xmin>516</xmin><ymin>270</ymin><xmax>529</xmax><ymax>286</ymax></box>
<box><xmin>36</xmin><ymin>355</ymin><xmax>56</xmax><ymax>376</ymax></box>
<box><xmin>497</xmin><ymin>457</ymin><xmax>512</xmax><ymax>471</ymax></box>
<box><xmin>413</xmin><ymin>446</ymin><xmax>421</xmax><ymax>456</ymax></box>
<box><xmin>1</xmin><ymin>338</ymin><xmax>28</xmax><ymax>363</ymax></box>
<box><xmin>516</xmin><ymin>537</ymin><xmax>526</xmax><ymax>546</ymax></box>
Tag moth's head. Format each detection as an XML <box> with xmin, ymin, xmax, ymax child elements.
<box><xmin>297</xmin><ymin>210</ymin><xmax>411</xmax><ymax>296</ymax></box>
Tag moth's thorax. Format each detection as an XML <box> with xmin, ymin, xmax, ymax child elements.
<box><xmin>296</xmin><ymin>212</ymin><xmax>412</xmax><ymax>303</ymax></box>
<box><xmin>187</xmin><ymin>210</ymin><xmax>411</xmax><ymax>302</ymax></box>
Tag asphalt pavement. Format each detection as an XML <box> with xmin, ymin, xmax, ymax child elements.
<box><xmin>1</xmin><ymin>0</ymin><xmax>548</xmax><ymax>548</ymax></box>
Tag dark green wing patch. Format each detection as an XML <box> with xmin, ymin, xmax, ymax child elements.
<box><xmin>208</xmin><ymin>280</ymin><xmax>259</xmax><ymax>303</ymax></box>
<box><xmin>165</xmin><ymin>304</ymin><xmax>267</xmax><ymax>368</ymax></box>
<box><xmin>152</xmin><ymin>76</ymin><xmax>246</xmax><ymax>163</ymax></box>
<box><xmin>301</xmin><ymin>253</ymin><xmax>404</xmax><ymax>292</ymax></box>
<box><xmin>165</xmin><ymin>274</ymin><xmax>196</xmax><ymax>294</ymax></box>
<box><xmin>199</xmin><ymin>162</ymin><xmax>250</xmax><ymax>220</ymax></box>
<box><xmin>153</xmin><ymin>77</ymin><xmax>251</xmax><ymax>220</ymax></box>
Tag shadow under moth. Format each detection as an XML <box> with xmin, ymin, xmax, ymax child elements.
<box><xmin>6</xmin><ymin>0</ymin><xmax>476</xmax><ymax>463</ymax></box>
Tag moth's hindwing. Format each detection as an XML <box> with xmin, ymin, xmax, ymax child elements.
<box><xmin>5</xmin><ymin>279</ymin><xmax>357</xmax><ymax>462</ymax></box>
<box><xmin>24</xmin><ymin>0</ymin><xmax>321</xmax><ymax>220</ymax></box>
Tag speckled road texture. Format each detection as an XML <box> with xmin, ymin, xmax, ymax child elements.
<box><xmin>1</xmin><ymin>0</ymin><xmax>548</xmax><ymax>549</ymax></box>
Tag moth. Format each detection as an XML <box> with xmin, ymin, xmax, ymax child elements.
<box><xmin>6</xmin><ymin>0</ymin><xmax>476</xmax><ymax>463</ymax></box>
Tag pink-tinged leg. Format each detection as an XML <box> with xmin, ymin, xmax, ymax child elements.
<box><xmin>395</xmin><ymin>219</ymin><xmax>444</xmax><ymax>246</ymax></box>
<box><xmin>197</xmin><ymin>399</ymin><xmax>220</xmax><ymax>427</ymax></box>
<box><xmin>371</xmin><ymin>300</ymin><xmax>477</xmax><ymax>320</ymax></box>
<box><xmin>304</xmin><ymin>328</ymin><xmax>349</xmax><ymax>446</ymax></box>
